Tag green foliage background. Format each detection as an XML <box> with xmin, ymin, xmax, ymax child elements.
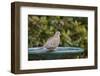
<box><xmin>28</xmin><ymin>15</ymin><xmax>88</xmax><ymax>58</ymax></box>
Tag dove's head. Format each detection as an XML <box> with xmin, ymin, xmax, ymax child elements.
<box><xmin>54</xmin><ymin>31</ymin><xmax>61</xmax><ymax>36</ymax></box>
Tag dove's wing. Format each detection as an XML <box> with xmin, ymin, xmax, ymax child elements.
<box><xmin>43</xmin><ymin>37</ymin><xmax>60</xmax><ymax>49</ymax></box>
<box><xmin>43</xmin><ymin>37</ymin><xmax>53</xmax><ymax>48</ymax></box>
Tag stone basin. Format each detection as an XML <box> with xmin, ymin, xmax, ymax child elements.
<box><xmin>28</xmin><ymin>47</ymin><xmax>84</xmax><ymax>60</ymax></box>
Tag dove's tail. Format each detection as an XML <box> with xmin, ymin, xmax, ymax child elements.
<box><xmin>37</xmin><ymin>44</ymin><xmax>45</xmax><ymax>49</ymax></box>
<box><xmin>39</xmin><ymin>47</ymin><xmax>45</xmax><ymax>49</ymax></box>
<box><xmin>43</xmin><ymin>44</ymin><xmax>46</xmax><ymax>48</ymax></box>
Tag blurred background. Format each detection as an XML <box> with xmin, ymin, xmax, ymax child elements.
<box><xmin>28</xmin><ymin>15</ymin><xmax>88</xmax><ymax>58</ymax></box>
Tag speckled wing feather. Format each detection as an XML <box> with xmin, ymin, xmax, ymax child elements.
<box><xmin>43</xmin><ymin>31</ymin><xmax>60</xmax><ymax>50</ymax></box>
<box><xmin>43</xmin><ymin>37</ymin><xmax>60</xmax><ymax>49</ymax></box>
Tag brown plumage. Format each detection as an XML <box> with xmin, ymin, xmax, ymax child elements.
<box><xmin>43</xmin><ymin>31</ymin><xmax>60</xmax><ymax>50</ymax></box>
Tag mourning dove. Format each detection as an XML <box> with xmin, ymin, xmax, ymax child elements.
<box><xmin>43</xmin><ymin>31</ymin><xmax>60</xmax><ymax>50</ymax></box>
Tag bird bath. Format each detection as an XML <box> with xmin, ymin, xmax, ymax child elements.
<box><xmin>28</xmin><ymin>47</ymin><xmax>84</xmax><ymax>60</ymax></box>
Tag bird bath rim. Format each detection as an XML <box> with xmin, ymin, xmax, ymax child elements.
<box><xmin>28</xmin><ymin>47</ymin><xmax>84</xmax><ymax>54</ymax></box>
